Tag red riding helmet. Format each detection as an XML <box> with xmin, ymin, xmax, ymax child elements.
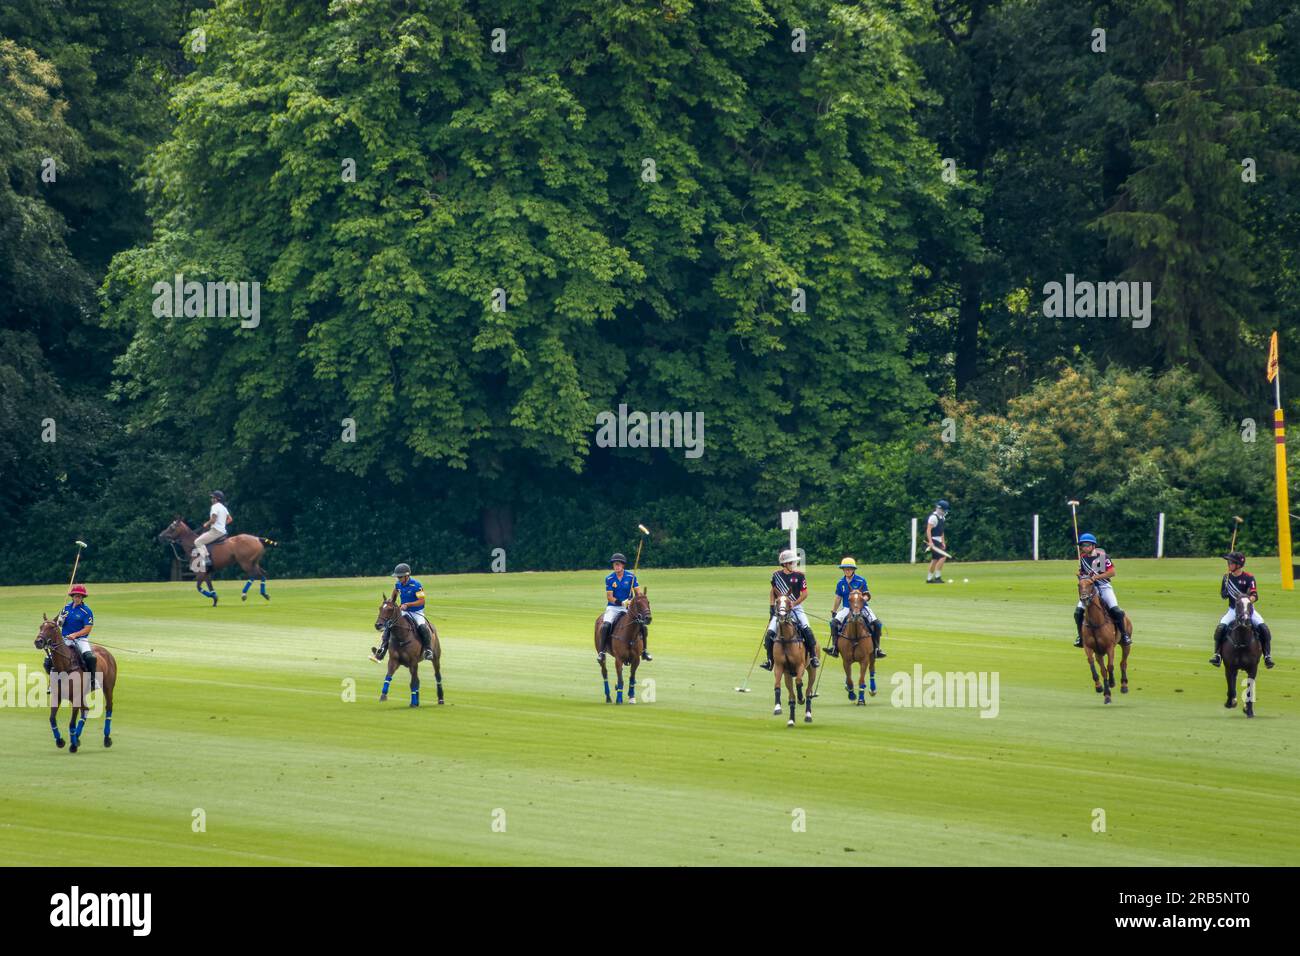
<box><xmin>68</xmin><ymin>584</ymin><xmax>88</xmax><ymax>597</ymax></box>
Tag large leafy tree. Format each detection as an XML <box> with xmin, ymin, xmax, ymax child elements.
<box><xmin>101</xmin><ymin>0</ymin><xmax>958</xmax><ymax>508</ymax></box>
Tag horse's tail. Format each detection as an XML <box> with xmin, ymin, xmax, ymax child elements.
<box><xmin>259</xmin><ymin>537</ymin><xmax>279</xmax><ymax>548</ymax></box>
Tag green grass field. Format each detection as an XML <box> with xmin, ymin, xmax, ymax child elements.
<box><xmin>2</xmin><ymin>558</ymin><xmax>1296</xmax><ymax>866</ymax></box>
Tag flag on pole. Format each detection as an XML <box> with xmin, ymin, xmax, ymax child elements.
<box><xmin>1268</xmin><ymin>330</ymin><xmax>1279</xmax><ymax>383</ymax></box>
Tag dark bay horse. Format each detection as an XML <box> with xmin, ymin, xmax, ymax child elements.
<box><xmin>1221</xmin><ymin>595</ymin><xmax>1261</xmax><ymax>717</ymax></box>
<box><xmin>772</xmin><ymin>595</ymin><xmax>812</xmax><ymax>725</ymax></box>
<box><xmin>1078</xmin><ymin>578</ymin><xmax>1130</xmax><ymax>703</ymax></box>
<box><xmin>35</xmin><ymin>617</ymin><xmax>117</xmax><ymax>752</ymax></box>
<box><xmin>595</xmin><ymin>588</ymin><xmax>651</xmax><ymax>704</ymax></box>
<box><xmin>159</xmin><ymin>517</ymin><xmax>275</xmax><ymax>605</ymax></box>
<box><xmin>838</xmin><ymin>589</ymin><xmax>876</xmax><ymax>705</ymax></box>
<box><xmin>375</xmin><ymin>597</ymin><xmax>443</xmax><ymax>706</ymax></box>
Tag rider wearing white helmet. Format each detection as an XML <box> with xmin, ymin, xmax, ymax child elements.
<box><xmin>826</xmin><ymin>556</ymin><xmax>885</xmax><ymax>659</ymax></box>
<box><xmin>760</xmin><ymin>549</ymin><xmax>819</xmax><ymax>671</ymax></box>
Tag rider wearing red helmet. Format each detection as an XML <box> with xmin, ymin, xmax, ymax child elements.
<box><xmin>57</xmin><ymin>583</ymin><xmax>98</xmax><ymax>690</ymax></box>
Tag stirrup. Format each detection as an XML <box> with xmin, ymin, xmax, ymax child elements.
<box><xmin>1073</xmin><ymin>636</ymin><xmax>1083</xmax><ymax>648</ymax></box>
<box><xmin>1208</xmin><ymin>653</ymin><xmax>1222</xmax><ymax>667</ymax></box>
<box><xmin>1264</xmin><ymin>655</ymin><xmax>1275</xmax><ymax>669</ymax></box>
<box><xmin>760</xmin><ymin>660</ymin><xmax>773</xmax><ymax>671</ymax></box>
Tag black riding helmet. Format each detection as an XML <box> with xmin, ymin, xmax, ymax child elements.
<box><xmin>211</xmin><ymin>490</ymin><xmax>226</xmax><ymax>502</ymax></box>
<box><xmin>1223</xmin><ymin>552</ymin><xmax>1245</xmax><ymax>567</ymax></box>
<box><xmin>610</xmin><ymin>553</ymin><xmax>628</xmax><ymax>566</ymax></box>
<box><xmin>392</xmin><ymin>563</ymin><xmax>412</xmax><ymax>577</ymax></box>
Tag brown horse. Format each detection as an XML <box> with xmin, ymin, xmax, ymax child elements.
<box><xmin>35</xmin><ymin>617</ymin><xmax>117</xmax><ymax>752</ymax></box>
<box><xmin>595</xmin><ymin>588</ymin><xmax>651</xmax><ymax>703</ymax></box>
<box><xmin>158</xmin><ymin>516</ymin><xmax>275</xmax><ymax>606</ymax></box>
<box><xmin>838</xmin><ymin>589</ymin><xmax>877</xmax><ymax>705</ymax></box>
<box><xmin>1078</xmin><ymin>578</ymin><xmax>1130</xmax><ymax>703</ymax></box>
<box><xmin>772</xmin><ymin>595</ymin><xmax>812</xmax><ymax>725</ymax></box>
<box><xmin>374</xmin><ymin>597</ymin><xmax>443</xmax><ymax>706</ymax></box>
<box><xmin>1221</xmin><ymin>595</ymin><xmax>1261</xmax><ymax>717</ymax></box>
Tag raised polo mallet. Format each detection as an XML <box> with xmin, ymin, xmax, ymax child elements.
<box><xmin>632</xmin><ymin>524</ymin><xmax>650</xmax><ymax>574</ymax></box>
<box><xmin>67</xmin><ymin>540</ymin><xmax>88</xmax><ymax>591</ymax></box>
<box><xmin>1068</xmin><ymin>500</ymin><xmax>1082</xmax><ymax>562</ymax></box>
<box><xmin>1229</xmin><ymin>516</ymin><xmax>1244</xmax><ymax>551</ymax></box>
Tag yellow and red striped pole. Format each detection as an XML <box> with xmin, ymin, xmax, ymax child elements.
<box><xmin>1268</xmin><ymin>331</ymin><xmax>1294</xmax><ymax>589</ymax></box>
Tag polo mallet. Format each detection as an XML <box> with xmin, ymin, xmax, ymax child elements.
<box><xmin>67</xmin><ymin>540</ymin><xmax>88</xmax><ymax>591</ymax></box>
<box><xmin>632</xmin><ymin>523</ymin><xmax>650</xmax><ymax>574</ymax></box>
<box><xmin>1068</xmin><ymin>500</ymin><xmax>1082</xmax><ymax>562</ymax></box>
<box><xmin>926</xmin><ymin>543</ymin><xmax>955</xmax><ymax>560</ymax></box>
<box><xmin>735</xmin><ymin>637</ymin><xmax>764</xmax><ymax>692</ymax></box>
<box><xmin>1229</xmin><ymin>516</ymin><xmax>1244</xmax><ymax>551</ymax></box>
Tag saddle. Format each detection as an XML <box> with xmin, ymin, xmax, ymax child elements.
<box><xmin>190</xmin><ymin>535</ymin><xmax>229</xmax><ymax>571</ymax></box>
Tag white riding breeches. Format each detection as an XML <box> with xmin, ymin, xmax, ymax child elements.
<box><xmin>194</xmin><ymin>528</ymin><xmax>223</xmax><ymax>558</ymax></box>
<box><xmin>1076</xmin><ymin>582</ymin><xmax>1119</xmax><ymax>611</ymax></box>
<box><xmin>63</xmin><ymin>637</ymin><xmax>91</xmax><ymax>656</ymax></box>
<box><xmin>1220</xmin><ymin>607</ymin><xmax>1264</xmax><ymax>628</ymax></box>
<box><xmin>835</xmin><ymin>604</ymin><xmax>877</xmax><ymax>625</ymax></box>
<box><xmin>403</xmin><ymin>609</ymin><xmax>427</xmax><ymax>629</ymax></box>
<box><xmin>602</xmin><ymin>606</ymin><xmax>626</xmax><ymax>625</ymax></box>
<box><xmin>769</xmin><ymin>606</ymin><xmax>811</xmax><ymax>632</ymax></box>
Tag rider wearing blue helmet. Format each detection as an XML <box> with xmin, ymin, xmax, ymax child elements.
<box><xmin>1073</xmin><ymin>533</ymin><xmax>1130</xmax><ymax>648</ymax></box>
<box><xmin>925</xmin><ymin>499</ymin><xmax>950</xmax><ymax>583</ymax></box>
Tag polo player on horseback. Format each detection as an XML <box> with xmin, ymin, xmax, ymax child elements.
<box><xmin>53</xmin><ymin>583</ymin><xmax>98</xmax><ymax>690</ymax></box>
<box><xmin>598</xmin><ymin>552</ymin><xmax>650</xmax><ymax>663</ymax></box>
<box><xmin>372</xmin><ymin>564</ymin><xmax>434</xmax><ymax>662</ymax></box>
<box><xmin>760</xmin><ymin>549</ymin><xmax>819</xmax><ymax>671</ymax></box>
<box><xmin>1072</xmin><ymin>533</ymin><xmax>1131</xmax><ymax>648</ymax></box>
<box><xmin>825</xmin><ymin>557</ymin><xmax>885</xmax><ymax>659</ymax></box>
<box><xmin>193</xmin><ymin>490</ymin><xmax>231</xmax><ymax>570</ymax></box>
<box><xmin>1210</xmin><ymin>552</ymin><xmax>1275</xmax><ymax>669</ymax></box>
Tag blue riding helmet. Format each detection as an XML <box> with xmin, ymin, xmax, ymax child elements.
<box><xmin>936</xmin><ymin>499</ymin><xmax>950</xmax><ymax>510</ymax></box>
<box><xmin>1079</xmin><ymin>533</ymin><xmax>1097</xmax><ymax>545</ymax></box>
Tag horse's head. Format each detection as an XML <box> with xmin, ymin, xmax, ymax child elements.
<box><xmin>34</xmin><ymin>615</ymin><xmax>60</xmax><ymax>653</ymax></box>
<box><xmin>1078</xmin><ymin>576</ymin><xmax>1097</xmax><ymax>605</ymax></box>
<box><xmin>375</xmin><ymin>595</ymin><xmax>399</xmax><ymax>632</ymax></box>
<box><xmin>774</xmin><ymin>594</ymin><xmax>795</xmax><ymax>633</ymax></box>
<box><xmin>158</xmin><ymin>516</ymin><xmax>190</xmax><ymax>543</ymax></box>
<box><xmin>1233</xmin><ymin>595</ymin><xmax>1254</xmax><ymax>627</ymax></box>
<box><xmin>847</xmin><ymin>589</ymin><xmax>866</xmax><ymax>616</ymax></box>
<box><xmin>628</xmin><ymin>587</ymin><xmax>652</xmax><ymax>626</ymax></box>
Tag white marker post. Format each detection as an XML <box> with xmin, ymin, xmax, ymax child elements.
<box><xmin>781</xmin><ymin>510</ymin><xmax>803</xmax><ymax>569</ymax></box>
<box><xmin>1156</xmin><ymin>512</ymin><xmax>1165</xmax><ymax>558</ymax></box>
<box><xmin>1033</xmin><ymin>514</ymin><xmax>1040</xmax><ymax>561</ymax></box>
<box><xmin>910</xmin><ymin>517</ymin><xmax>918</xmax><ymax>563</ymax></box>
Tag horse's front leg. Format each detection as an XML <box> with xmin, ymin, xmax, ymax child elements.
<box><xmin>1084</xmin><ymin>641</ymin><xmax>1102</xmax><ymax>692</ymax></box>
<box><xmin>628</xmin><ymin>656</ymin><xmax>638</xmax><ymax>704</ymax></box>
<box><xmin>803</xmin><ymin>666</ymin><xmax>813</xmax><ymax>723</ymax></box>
<box><xmin>615</xmin><ymin>657</ymin><xmax>624</xmax><ymax>704</ymax></box>
<box><xmin>785</xmin><ymin>672</ymin><xmax>797</xmax><ymax>726</ymax></box>
<box><xmin>196</xmin><ymin>573</ymin><xmax>217</xmax><ymax>606</ymax></box>
<box><xmin>774</xmin><ymin>661</ymin><xmax>783</xmax><ymax>714</ymax></box>
<box><xmin>1119</xmin><ymin>640</ymin><xmax>1130</xmax><ymax>692</ymax></box>
<box><xmin>1225</xmin><ymin>662</ymin><xmax>1237</xmax><ymax>709</ymax></box>
<box><xmin>49</xmin><ymin>700</ymin><xmax>65</xmax><ymax>748</ymax></box>
<box><xmin>68</xmin><ymin>705</ymin><xmax>82</xmax><ymax>753</ymax></box>
<box><xmin>381</xmin><ymin>656</ymin><xmax>399</xmax><ymax>702</ymax></box>
<box><xmin>409</xmin><ymin>663</ymin><xmax>420</xmax><ymax>708</ymax></box>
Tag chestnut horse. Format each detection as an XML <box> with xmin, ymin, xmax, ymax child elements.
<box><xmin>34</xmin><ymin>617</ymin><xmax>117</xmax><ymax>752</ymax></box>
<box><xmin>374</xmin><ymin>597</ymin><xmax>443</xmax><ymax>706</ymax></box>
<box><xmin>1221</xmin><ymin>595</ymin><xmax>1261</xmax><ymax>717</ymax></box>
<box><xmin>838</xmin><ymin>589</ymin><xmax>877</xmax><ymax>705</ymax></box>
<box><xmin>159</xmin><ymin>516</ymin><xmax>275</xmax><ymax>605</ymax></box>
<box><xmin>772</xmin><ymin>595</ymin><xmax>813</xmax><ymax>726</ymax></box>
<box><xmin>595</xmin><ymin>588</ymin><xmax>651</xmax><ymax>704</ymax></box>
<box><xmin>1078</xmin><ymin>578</ymin><xmax>1130</xmax><ymax>703</ymax></box>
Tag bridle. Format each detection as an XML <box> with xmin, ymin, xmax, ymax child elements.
<box><xmin>773</xmin><ymin>595</ymin><xmax>799</xmax><ymax>641</ymax></box>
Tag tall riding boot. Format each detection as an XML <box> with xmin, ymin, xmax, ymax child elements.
<box><xmin>871</xmin><ymin>619</ymin><xmax>885</xmax><ymax>657</ymax></box>
<box><xmin>1209</xmin><ymin>624</ymin><xmax>1227</xmax><ymax>666</ymax></box>
<box><xmin>641</xmin><ymin>632</ymin><xmax>652</xmax><ymax>662</ymax></box>
<box><xmin>1073</xmin><ymin>607</ymin><xmax>1085</xmax><ymax>647</ymax></box>
<box><xmin>81</xmin><ymin>651</ymin><xmax>97</xmax><ymax>693</ymax></box>
<box><xmin>371</xmin><ymin>629</ymin><xmax>390</xmax><ymax>661</ymax></box>
<box><xmin>825</xmin><ymin>620</ymin><xmax>841</xmax><ymax>658</ymax></box>
<box><xmin>418</xmin><ymin>623</ymin><xmax>434</xmax><ymax>661</ymax></box>
<box><xmin>801</xmin><ymin>625</ymin><xmax>820</xmax><ymax>668</ymax></box>
<box><xmin>760</xmin><ymin>631</ymin><xmax>775</xmax><ymax>670</ymax></box>
<box><xmin>597</xmin><ymin>621</ymin><xmax>613</xmax><ymax>663</ymax></box>
<box><xmin>1110</xmin><ymin>607</ymin><xmax>1130</xmax><ymax>645</ymax></box>
<box><xmin>1258</xmin><ymin>622</ymin><xmax>1275</xmax><ymax>668</ymax></box>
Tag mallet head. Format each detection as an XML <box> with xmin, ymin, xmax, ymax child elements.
<box><xmin>1067</xmin><ymin>500</ymin><xmax>1080</xmax><ymax>508</ymax></box>
<box><xmin>637</xmin><ymin>524</ymin><xmax>650</xmax><ymax>536</ymax></box>
<box><xmin>75</xmin><ymin>540</ymin><xmax>88</xmax><ymax>549</ymax></box>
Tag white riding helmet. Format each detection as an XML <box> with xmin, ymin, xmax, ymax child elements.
<box><xmin>779</xmin><ymin>549</ymin><xmax>797</xmax><ymax>566</ymax></box>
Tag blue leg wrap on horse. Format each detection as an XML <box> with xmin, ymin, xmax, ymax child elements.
<box><xmin>242</xmin><ymin>580</ymin><xmax>252</xmax><ymax>594</ymax></box>
<box><xmin>104</xmin><ymin>711</ymin><xmax>112</xmax><ymax>736</ymax></box>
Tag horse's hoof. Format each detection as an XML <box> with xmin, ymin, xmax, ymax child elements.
<box><xmin>787</xmin><ymin>719</ymin><xmax>795</xmax><ymax>727</ymax></box>
<box><xmin>1104</xmin><ymin>697</ymin><xmax>1111</xmax><ymax>704</ymax></box>
<box><xmin>104</xmin><ymin>737</ymin><xmax>112</xmax><ymax>748</ymax></box>
<box><xmin>1094</xmin><ymin>684</ymin><xmax>1103</xmax><ymax>693</ymax></box>
<box><xmin>379</xmin><ymin>695</ymin><xmax>388</xmax><ymax>702</ymax></box>
<box><xmin>847</xmin><ymin>692</ymin><xmax>855</xmax><ymax>701</ymax></box>
<box><xmin>869</xmin><ymin>690</ymin><xmax>877</xmax><ymax>697</ymax></box>
<box><xmin>857</xmin><ymin>699</ymin><xmax>865</xmax><ymax>706</ymax></box>
<box><xmin>410</xmin><ymin>703</ymin><xmax>419</xmax><ymax>708</ymax></box>
<box><xmin>69</xmin><ymin>743</ymin><xmax>78</xmax><ymax>753</ymax></box>
<box><xmin>262</xmin><ymin>593</ymin><xmax>270</xmax><ymax>601</ymax></box>
<box><xmin>804</xmin><ymin>714</ymin><xmax>813</xmax><ymax>723</ymax></box>
<box><xmin>1121</xmin><ymin>684</ymin><xmax>1129</xmax><ymax>694</ymax></box>
<box><xmin>55</xmin><ymin>738</ymin><xmax>66</xmax><ymax>749</ymax></box>
<box><xmin>437</xmin><ymin>699</ymin><xmax>445</xmax><ymax>705</ymax></box>
<box><xmin>629</xmin><ymin>698</ymin><xmax>637</xmax><ymax>704</ymax></box>
<box><xmin>241</xmin><ymin>593</ymin><xmax>247</xmax><ymax>602</ymax></box>
<box><xmin>605</xmin><ymin>697</ymin><xmax>612</xmax><ymax>704</ymax></box>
